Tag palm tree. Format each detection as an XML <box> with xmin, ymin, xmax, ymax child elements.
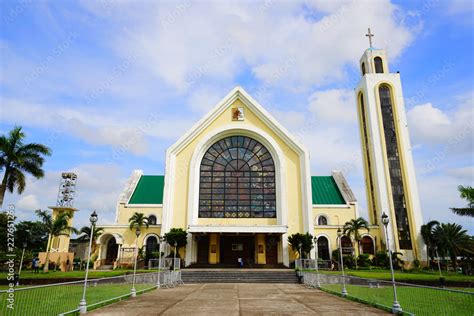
<box><xmin>343</xmin><ymin>217</ymin><xmax>369</xmax><ymax>270</ymax></box>
<box><xmin>420</xmin><ymin>220</ymin><xmax>440</xmax><ymax>264</ymax></box>
<box><xmin>451</xmin><ymin>185</ymin><xmax>474</xmax><ymax>217</ymax></box>
<box><xmin>77</xmin><ymin>226</ymin><xmax>104</xmax><ymax>254</ymax></box>
<box><xmin>128</xmin><ymin>212</ymin><xmax>149</xmax><ymax>231</ymax></box>
<box><xmin>36</xmin><ymin>209</ymin><xmax>74</xmax><ymax>272</ymax></box>
<box><xmin>433</xmin><ymin>223</ymin><xmax>473</xmax><ymax>268</ymax></box>
<box><xmin>0</xmin><ymin>126</ymin><xmax>51</xmax><ymax>207</ymax></box>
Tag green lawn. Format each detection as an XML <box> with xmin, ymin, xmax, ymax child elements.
<box><xmin>0</xmin><ymin>269</ymin><xmax>153</xmax><ymax>280</ymax></box>
<box><xmin>0</xmin><ymin>283</ymin><xmax>155</xmax><ymax>315</ymax></box>
<box><xmin>321</xmin><ymin>283</ymin><xmax>474</xmax><ymax>316</ymax></box>
<box><xmin>317</xmin><ymin>269</ymin><xmax>474</xmax><ymax>283</ymax></box>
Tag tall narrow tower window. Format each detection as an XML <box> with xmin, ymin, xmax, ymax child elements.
<box><xmin>378</xmin><ymin>85</ymin><xmax>412</xmax><ymax>249</ymax></box>
<box><xmin>361</xmin><ymin>62</ymin><xmax>366</xmax><ymax>75</ymax></box>
<box><xmin>374</xmin><ymin>57</ymin><xmax>384</xmax><ymax>73</ymax></box>
<box><xmin>359</xmin><ymin>93</ymin><xmax>377</xmax><ymax>224</ymax></box>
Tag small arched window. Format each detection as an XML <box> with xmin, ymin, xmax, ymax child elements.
<box><xmin>317</xmin><ymin>216</ymin><xmax>328</xmax><ymax>226</ymax></box>
<box><xmin>374</xmin><ymin>57</ymin><xmax>384</xmax><ymax>73</ymax></box>
<box><xmin>148</xmin><ymin>215</ymin><xmax>157</xmax><ymax>225</ymax></box>
<box><xmin>361</xmin><ymin>62</ymin><xmax>366</xmax><ymax>75</ymax></box>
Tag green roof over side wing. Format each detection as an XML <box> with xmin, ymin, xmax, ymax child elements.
<box><xmin>128</xmin><ymin>175</ymin><xmax>164</xmax><ymax>204</ymax></box>
<box><xmin>127</xmin><ymin>175</ymin><xmax>346</xmax><ymax>206</ymax></box>
<box><xmin>311</xmin><ymin>176</ymin><xmax>346</xmax><ymax>205</ymax></box>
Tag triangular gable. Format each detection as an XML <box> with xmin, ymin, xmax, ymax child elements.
<box><xmin>167</xmin><ymin>86</ymin><xmax>308</xmax><ymax>156</ymax></box>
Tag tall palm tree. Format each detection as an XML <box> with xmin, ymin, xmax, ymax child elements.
<box><xmin>420</xmin><ymin>220</ymin><xmax>440</xmax><ymax>264</ymax></box>
<box><xmin>77</xmin><ymin>226</ymin><xmax>104</xmax><ymax>254</ymax></box>
<box><xmin>128</xmin><ymin>212</ymin><xmax>149</xmax><ymax>231</ymax></box>
<box><xmin>36</xmin><ymin>209</ymin><xmax>75</xmax><ymax>272</ymax></box>
<box><xmin>433</xmin><ymin>223</ymin><xmax>473</xmax><ymax>268</ymax></box>
<box><xmin>451</xmin><ymin>185</ymin><xmax>474</xmax><ymax>217</ymax></box>
<box><xmin>0</xmin><ymin>126</ymin><xmax>51</xmax><ymax>207</ymax></box>
<box><xmin>343</xmin><ymin>217</ymin><xmax>369</xmax><ymax>270</ymax></box>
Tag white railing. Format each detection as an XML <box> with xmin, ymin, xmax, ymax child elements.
<box><xmin>301</xmin><ymin>271</ymin><xmax>474</xmax><ymax>315</ymax></box>
<box><xmin>0</xmin><ymin>271</ymin><xmax>182</xmax><ymax>315</ymax></box>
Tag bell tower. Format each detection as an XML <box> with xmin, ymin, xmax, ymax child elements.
<box><xmin>355</xmin><ymin>29</ymin><xmax>425</xmax><ymax>263</ymax></box>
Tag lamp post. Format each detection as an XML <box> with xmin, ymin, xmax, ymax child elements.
<box><xmin>156</xmin><ymin>236</ymin><xmax>164</xmax><ymax>288</ymax></box>
<box><xmin>79</xmin><ymin>210</ymin><xmax>98</xmax><ymax>314</ymax></box>
<box><xmin>381</xmin><ymin>212</ymin><xmax>402</xmax><ymax>314</ymax></box>
<box><xmin>17</xmin><ymin>240</ymin><xmax>27</xmax><ymax>286</ymax></box>
<box><xmin>313</xmin><ymin>236</ymin><xmax>321</xmax><ymax>288</ymax></box>
<box><xmin>337</xmin><ymin>228</ymin><xmax>347</xmax><ymax>297</ymax></box>
<box><xmin>433</xmin><ymin>245</ymin><xmax>445</xmax><ymax>288</ymax></box>
<box><xmin>173</xmin><ymin>241</ymin><xmax>178</xmax><ymax>271</ymax></box>
<box><xmin>131</xmin><ymin>227</ymin><xmax>141</xmax><ymax>298</ymax></box>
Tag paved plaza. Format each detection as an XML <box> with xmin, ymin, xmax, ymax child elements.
<box><xmin>88</xmin><ymin>283</ymin><xmax>388</xmax><ymax>315</ymax></box>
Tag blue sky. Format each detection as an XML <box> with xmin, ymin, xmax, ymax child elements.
<box><xmin>1</xmin><ymin>0</ymin><xmax>473</xmax><ymax>232</ymax></box>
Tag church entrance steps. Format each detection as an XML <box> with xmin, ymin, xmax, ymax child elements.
<box><xmin>181</xmin><ymin>269</ymin><xmax>298</xmax><ymax>283</ymax></box>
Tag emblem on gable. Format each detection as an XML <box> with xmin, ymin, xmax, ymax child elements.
<box><xmin>232</xmin><ymin>107</ymin><xmax>244</xmax><ymax>121</ymax></box>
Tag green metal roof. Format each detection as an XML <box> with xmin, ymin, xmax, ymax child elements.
<box><xmin>128</xmin><ymin>175</ymin><xmax>164</xmax><ymax>204</ymax></box>
<box><xmin>311</xmin><ymin>176</ymin><xmax>346</xmax><ymax>205</ymax></box>
<box><xmin>128</xmin><ymin>175</ymin><xmax>346</xmax><ymax>205</ymax></box>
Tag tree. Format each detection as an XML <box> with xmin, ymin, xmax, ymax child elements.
<box><xmin>420</xmin><ymin>220</ymin><xmax>440</xmax><ymax>264</ymax></box>
<box><xmin>451</xmin><ymin>185</ymin><xmax>474</xmax><ymax>217</ymax></box>
<box><xmin>15</xmin><ymin>220</ymin><xmax>49</xmax><ymax>253</ymax></box>
<box><xmin>288</xmin><ymin>233</ymin><xmax>313</xmax><ymax>259</ymax></box>
<box><xmin>0</xmin><ymin>126</ymin><xmax>51</xmax><ymax>207</ymax></box>
<box><xmin>128</xmin><ymin>212</ymin><xmax>149</xmax><ymax>231</ymax></box>
<box><xmin>342</xmin><ymin>217</ymin><xmax>369</xmax><ymax>266</ymax></box>
<box><xmin>163</xmin><ymin>228</ymin><xmax>188</xmax><ymax>257</ymax></box>
<box><xmin>36</xmin><ymin>209</ymin><xmax>74</xmax><ymax>272</ymax></box>
<box><xmin>433</xmin><ymin>223</ymin><xmax>473</xmax><ymax>268</ymax></box>
<box><xmin>76</xmin><ymin>226</ymin><xmax>104</xmax><ymax>254</ymax></box>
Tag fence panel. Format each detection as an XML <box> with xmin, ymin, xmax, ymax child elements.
<box><xmin>0</xmin><ymin>272</ymin><xmax>163</xmax><ymax>316</ymax></box>
<box><xmin>302</xmin><ymin>271</ymin><xmax>474</xmax><ymax>316</ymax></box>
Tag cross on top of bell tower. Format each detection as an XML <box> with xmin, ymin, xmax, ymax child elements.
<box><xmin>366</xmin><ymin>28</ymin><xmax>374</xmax><ymax>48</ymax></box>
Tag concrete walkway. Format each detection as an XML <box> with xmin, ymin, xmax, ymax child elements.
<box><xmin>88</xmin><ymin>283</ymin><xmax>388</xmax><ymax>315</ymax></box>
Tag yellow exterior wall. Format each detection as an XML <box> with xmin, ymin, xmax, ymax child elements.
<box><xmin>171</xmin><ymin>98</ymin><xmax>304</xmax><ymax>235</ymax></box>
<box><xmin>256</xmin><ymin>234</ymin><xmax>266</xmax><ymax>264</ymax></box>
<box><xmin>208</xmin><ymin>233</ymin><xmax>220</xmax><ymax>264</ymax></box>
<box><xmin>116</xmin><ymin>204</ymin><xmax>162</xmax><ymax>225</ymax></box>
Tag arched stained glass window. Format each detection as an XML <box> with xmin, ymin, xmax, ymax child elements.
<box><xmin>374</xmin><ymin>57</ymin><xmax>384</xmax><ymax>73</ymax></box>
<box><xmin>199</xmin><ymin>136</ymin><xmax>276</xmax><ymax>218</ymax></box>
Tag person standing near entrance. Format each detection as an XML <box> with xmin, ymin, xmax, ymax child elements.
<box><xmin>237</xmin><ymin>257</ymin><xmax>243</xmax><ymax>268</ymax></box>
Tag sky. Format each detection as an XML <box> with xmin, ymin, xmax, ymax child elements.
<box><xmin>0</xmin><ymin>0</ymin><xmax>473</xmax><ymax>233</ymax></box>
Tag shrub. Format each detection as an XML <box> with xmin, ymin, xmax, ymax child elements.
<box><xmin>372</xmin><ymin>251</ymin><xmax>389</xmax><ymax>268</ymax></box>
<box><xmin>357</xmin><ymin>254</ymin><xmax>371</xmax><ymax>267</ymax></box>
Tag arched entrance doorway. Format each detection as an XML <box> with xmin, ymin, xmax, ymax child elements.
<box><xmin>105</xmin><ymin>237</ymin><xmax>118</xmax><ymax>265</ymax></box>
<box><xmin>145</xmin><ymin>235</ymin><xmax>159</xmax><ymax>259</ymax></box>
<box><xmin>317</xmin><ymin>236</ymin><xmax>330</xmax><ymax>260</ymax></box>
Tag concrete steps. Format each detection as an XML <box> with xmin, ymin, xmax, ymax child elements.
<box><xmin>181</xmin><ymin>269</ymin><xmax>298</xmax><ymax>283</ymax></box>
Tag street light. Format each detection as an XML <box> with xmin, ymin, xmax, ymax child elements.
<box><xmin>313</xmin><ymin>236</ymin><xmax>321</xmax><ymax>288</ymax></box>
<box><xmin>156</xmin><ymin>236</ymin><xmax>164</xmax><ymax>288</ymax></box>
<box><xmin>173</xmin><ymin>241</ymin><xmax>178</xmax><ymax>271</ymax></box>
<box><xmin>79</xmin><ymin>210</ymin><xmax>98</xmax><ymax>314</ymax></box>
<box><xmin>131</xmin><ymin>227</ymin><xmax>141</xmax><ymax>298</ymax></box>
<box><xmin>337</xmin><ymin>228</ymin><xmax>347</xmax><ymax>297</ymax></box>
<box><xmin>17</xmin><ymin>240</ymin><xmax>27</xmax><ymax>286</ymax></box>
<box><xmin>381</xmin><ymin>212</ymin><xmax>402</xmax><ymax>314</ymax></box>
<box><xmin>433</xmin><ymin>245</ymin><xmax>445</xmax><ymax>288</ymax></box>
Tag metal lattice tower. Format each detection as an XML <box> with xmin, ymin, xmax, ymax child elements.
<box><xmin>56</xmin><ymin>172</ymin><xmax>78</xmax><ymax>207</ymax></box>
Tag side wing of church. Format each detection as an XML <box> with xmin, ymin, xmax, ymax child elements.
<box><xmin>96</xmin><ymin>87</ymin><xmax>377</xmax><ymax>268</ymax></box>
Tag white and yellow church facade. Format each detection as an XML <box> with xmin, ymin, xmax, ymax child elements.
<box><xmin>94</xmin><ymin>47</ymin><xmax>426</xmax><ymax>269</ymax></box>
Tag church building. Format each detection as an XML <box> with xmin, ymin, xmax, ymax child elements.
<box><xmin>95</xmin><ymin>46</ymin><xmax>426</xmax><ymax>269</ymax></box>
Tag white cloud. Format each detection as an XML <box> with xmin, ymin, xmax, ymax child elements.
<box><xmin>83</xmin><ymin>0</ymin><xmax>415</xmax><ymax>91</ymax></box>
<box><xmin>308</xmin><ymin>89</ymin><xmax>356</xmax><ymax>123</ymax></box>
<box><xmin>16</xmin><ymin>194</ymin><xmax>41</xmax><ymax>211</ymax></box>
<box><xmin>187</xmin><ymin>87</ymin><xmax>222</xmax><ymax>114</ymax></box>
<box><xmin>407</xmin><ymin>96</ymin><xmax>474</xmax><ymax>148</ymax></box>
<box><xmin>3</xmin><ymin>163</ymin><xmax>125</xmax><ymax>229</ymax></box>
